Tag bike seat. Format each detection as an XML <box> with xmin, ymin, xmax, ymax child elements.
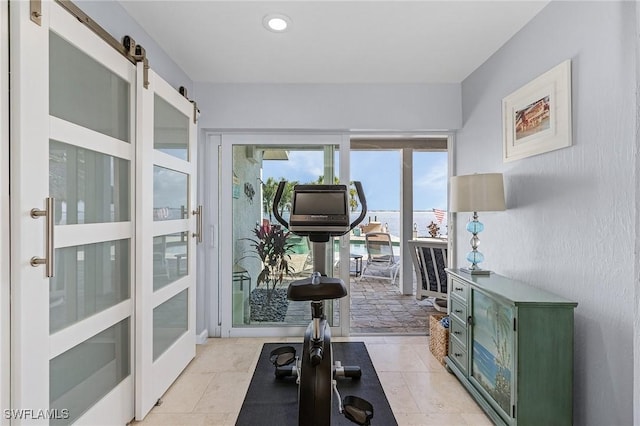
<box><xmin>287</xmin><ymin>275</ymin><xmax>347</xmax><ymax>301</ymax></box>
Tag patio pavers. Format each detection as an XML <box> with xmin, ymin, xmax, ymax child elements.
<box><xmin>281</xmin><ymin>273</ymin><xmax>439</xmax><ymax>334</ymax></box>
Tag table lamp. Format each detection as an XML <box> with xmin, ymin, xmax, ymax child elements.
<box><xmin>449</xmin><ymin>173</ymin><xmax>505</xmax><ymax>275</ymax></box>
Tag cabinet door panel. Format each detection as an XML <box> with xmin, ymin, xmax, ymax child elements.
<box><xmin>470</xmin><ymin>289</ymin><xmax>514</xmax><ymax>419</ymax></box>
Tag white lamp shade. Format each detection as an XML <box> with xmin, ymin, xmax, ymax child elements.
<box><xmin>449</xmin><ymin>173</ymin><xmax>506</xmax><ymax>212</ymax></box>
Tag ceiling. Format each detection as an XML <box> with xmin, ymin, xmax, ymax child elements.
<box><xmin>119</xmin><ymin>1</ymin><xmax>549</xmax><ymax>84</ymax></box>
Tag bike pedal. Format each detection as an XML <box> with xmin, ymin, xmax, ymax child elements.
<box><xmin>269</xmin><ymin>346</ymin><xmax>296</xmax><ymax>367</ymax></box>
<box><xmin>342</xmin><ymin>395</ymin><xmax>374</xmax><ymax>426</ymax></box>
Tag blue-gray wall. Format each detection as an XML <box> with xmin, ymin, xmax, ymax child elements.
<box><xmin>457</xmin><ymin>2</ymin><xmax>636</xmax><ymax>425</ymax></box>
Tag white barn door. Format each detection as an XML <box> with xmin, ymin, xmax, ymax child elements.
<box><xmin>10</xmin><ymin>1</ymin><xmax>135</xmax><ymax>424</ymax></box>
<box><xmin>135</xmin><ymin>67</ymin><xmax>198</xmax><ymax>419</ymax></box>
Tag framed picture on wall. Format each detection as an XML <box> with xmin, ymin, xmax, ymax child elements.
<box><xmin>503</xmin><ymin>59</ymin><xmax>572</xmax><ymax>162</ymax></box>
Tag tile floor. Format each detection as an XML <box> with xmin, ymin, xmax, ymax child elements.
<box><xmin>133</xmin><ymin>336</ymin><xmax>491</xmax><ymax>426</ymax></box>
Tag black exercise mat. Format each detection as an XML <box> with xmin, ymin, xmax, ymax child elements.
<box><xmin>236</xmin><ymin>342</ymin><xmax>397</xmax><ymax>426</ymax></box>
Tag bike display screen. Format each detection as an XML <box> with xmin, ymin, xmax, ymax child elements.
<box><xmin>292</xmin><ymin>192</ymin><xmax>346</xmax><ymax>215</ymax></box>
<box><xmin>289</xmin><ymin>185</ymin><xmax>350</xmax><ymax>233</ymax></box>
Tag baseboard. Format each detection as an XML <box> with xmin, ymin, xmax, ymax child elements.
<box><xmin>195</xmin><ymin>329</ymin><xmax>209</xmax><ymax>345</ymax></box>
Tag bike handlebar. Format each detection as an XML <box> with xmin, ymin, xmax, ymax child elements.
<box><xmin>349</xmin><ymin>181</ymin><xmax>367</xmax><ymax>231</ymax></box>
<box><xmin>272</xmin><ymin>181</ymin><xmax>288</xmax><ymax>229</ymax></box>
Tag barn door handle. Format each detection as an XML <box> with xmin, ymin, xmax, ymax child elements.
<box><xmin>30</xmin><ymin>197</ymin><xmax>55</xmax><ymax>277</ymax></box>
<box><xmin>192</xmin><ymin>205</ymin><xmax>203</xmax><ymax>243</ymax></box>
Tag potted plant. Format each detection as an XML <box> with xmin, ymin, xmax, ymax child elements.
<box><xmin>242</xmin><ymin>221</ymin><xmax>295</xmax><ymax>321</ymax></box>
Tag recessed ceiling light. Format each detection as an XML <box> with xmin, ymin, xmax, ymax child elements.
<box><xmin>263</xmin><ymin>14</ymin><xmax>292</xmax><ymax>33</ymax></box>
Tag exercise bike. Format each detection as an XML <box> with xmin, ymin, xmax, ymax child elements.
<box><xmin>270</xmin><ymin>181</ymin><xmax>374</xmax><ymax>426</ymax></box>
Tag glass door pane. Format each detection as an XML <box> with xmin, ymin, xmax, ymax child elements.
<box><xmin>412</xmin><ymin>151</ymin><xmax>448</xmax><ymax>238</ymax></box>
<box><xmin>350</xmin><ymin>150</ymin><xmax>400</xmax><ymax>250</ymax></box>
<box><xmin>153</xmin><ymin>290</ymin><xmax>188</xmax><ymax>360</ymax></box>
<box><xmin>50</xmin><ymin>140</ymin><xmax>130</xmax><ymax>224</ymax></box>
<box><xmin>154</xmin><ymin>94</ymin><xmax>189</xmax><ymax>160</ymax></box>
<box><xmin>50</xmin><ymin>319</ymin><xmax>130</xmax><ymax>425</ymax></box>
<box><xmin>49</xmin><ymin>31</ymin><xmax>130</xmax><ymax>142</ymax></box>
<box><xmin>231</xmin><ymin>145</ymin><xmax>340</xmax><ymax>327</ymax></box>
<box><xmin>153</xmin><ymin>166</ymin><xmax>188</xmax><ymax>221</ymax></box>
<box><xmin>153</xmin><ymin>232</ymin><xmax>189</xmax><ymax>291</ymax></box>
<box><xmin>50</xmin><ymin>240</ymin><xmax>130</xmax><ymax>333</ymax></box>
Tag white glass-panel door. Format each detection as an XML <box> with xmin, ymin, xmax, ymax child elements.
<box><xmin>10</xmin><ymin>2</ymin><xmax>135</xmax><ymax>424</ymax></box>
<box><xmin>135</xmin><ymin>68</ymin><xmax>197</xmax><ymax>419</ymax></box>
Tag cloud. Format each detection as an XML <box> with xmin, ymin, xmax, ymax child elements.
<box><xmin>263</xmin><ymin>151</ymin><xmax>326</xmax><ymax>183</ymax></box>
<box><xmin>414</xmin><ymin>157</ymin><xmax>447</xmax><ymax>190</ymax></box>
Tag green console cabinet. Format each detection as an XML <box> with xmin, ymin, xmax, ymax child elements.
<box><xmin>445</xmin><ymin>269</ymin><xmax>577</xmax><ymax>426</ymax></box>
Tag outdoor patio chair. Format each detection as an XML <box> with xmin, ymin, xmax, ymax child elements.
<box><xmin>408</xmin><ymin>239</ymin><xmax>448</xmax><ymax>312</ymax></box>
<box><xmin>360</xmin><ymin>232</ymin><xmax>399</xmax><ymax>283</ymax></box>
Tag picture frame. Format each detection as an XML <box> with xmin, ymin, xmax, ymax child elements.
<box><xmin>503</xmin><ymin>60</ymin><xmax>572</xmax><ymax>162</ymax></box>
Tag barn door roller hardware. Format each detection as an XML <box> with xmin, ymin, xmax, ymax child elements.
<box><xmin>30</xmin><ymin>0</ymin><xmax>42</xmax><ymax>25</ymax></box>
<box><xmin>123</xmin><ymin>36</ymin><xmax>150</xmax><ymax>89</ymax></box>
<box><xmin>179</xmin><ymin>86</ymin><xmax>200</xmax><ymax>124</ymax></box>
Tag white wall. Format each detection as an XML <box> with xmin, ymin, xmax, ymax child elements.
<box><xmin>194</xmin><ymin>83</ymin><xmax>461</xmax><ymax>131</ymax></box>
<box><xmin>457</xmin><ymin>2</ymin><xmax>636</xmax><ymax>425</ymax></box>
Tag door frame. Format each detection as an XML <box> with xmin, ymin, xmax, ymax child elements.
<box><xmin>202</xmin><ymin>132</ymin><xmax>221</xmax><ymax>338</ymax></box>
<box><xmin>0</xmin><ymin>0</ymin><xmax>9</xmax><ymax>420</ymax></box>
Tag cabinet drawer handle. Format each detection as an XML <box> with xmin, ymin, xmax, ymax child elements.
<box><xmin>454</xmin><ymin>309</ymin><xmax>462</xmax><ymax>314</ymax></box>
<box><xmin>454</xmin><ymin>287</ymin><xmax>463</xmax><ymax>291</ymax></box>
<box><xmin>453</xmin><ymin>331</ymin><xmax>461</xmax><ymax>335</ymax></box>
<box><xmin>454</xmin><ymin>353</ymin><xmax>462</xmax><ymax>357</ymax></box>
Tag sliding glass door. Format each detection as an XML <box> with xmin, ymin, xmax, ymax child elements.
<box><xmin>349</xmin><ymin>139</ymin><xmax>449</xmax><ymax>332</ymax></box>
<box><xmin>220</xmin><ymin>134</ymin><xmax>351</xmax><ymax>336</ymax></box>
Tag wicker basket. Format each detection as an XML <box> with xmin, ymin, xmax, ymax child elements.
<box><xmin>428</xmin><ymin>313</ymin><xmax>449</xmax><ymax>367</ymax></box>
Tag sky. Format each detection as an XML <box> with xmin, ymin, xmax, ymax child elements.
<box><xmin>262</xmin><ymin>150</ymin><xmax>447</xmax><ymax>211</ymax></box>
